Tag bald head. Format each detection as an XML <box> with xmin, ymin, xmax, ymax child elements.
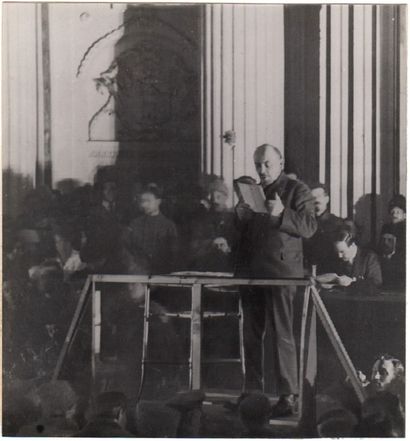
<box><xmin>253</xmin><ymin>144</ymin><xmax>283</xmax><ymax>187</ymax></box>
<box><xmin>254</xmin><ymin>144</ymin><xmax>282</xmax><ymax>160</ymax></box>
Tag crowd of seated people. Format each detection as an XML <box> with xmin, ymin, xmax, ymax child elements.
<box><xmin>378</xmin><ymin>194</ymin><xmax>406</xmax><ymax>289</ymax></box>
<box><xmin>4</xmin><ymin>350</ymin><xmax>404</xmax><ymax>437</ymax></box>
<box><xmin>315</xmin><ymin>352</ymin><xmax>405</xmax><ymax>438</ymax></box>
<box><xmin>3</xmin><ymin>165</ymin><xmax>406</xmax><ymax>437</ymax></box>
<box><xmin>305</xmin><ymin>182</ymin><xmax>406</xmax><ymax>293</ymax></box>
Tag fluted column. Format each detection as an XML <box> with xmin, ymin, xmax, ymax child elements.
<box><xmin>202</xmin><ymin>4</ymin><xmax>284</xmax><ymax>203</ymax></box>
<box><xmin>319</xmin><ymin>4</ymin><xmax>406</xmax><ymax>243</ymax></box>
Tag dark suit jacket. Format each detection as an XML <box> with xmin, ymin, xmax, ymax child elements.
<box><xmin>304</xmin><ymin>210</ymin><xmax>344</xmax><ymax>274</ymax></box>
<box><xmin>236</xmin><ymin>173</ymin><xmax>317</xmax><ymax>278</ymax></box>
<box><xmin>336</xmin><ymin>247</ymin><xmax>383</xmax><ymax>294</ymax></box>
<box><xmin>81</xmin><ymin>204</ymin><xmax>125</xmax><ymax>272</ymax></box>
<box><xmin>129</xmin><ymin>212</ymin><xmax>179</xmax><ymax>274</ymax></box>
<box><xmin>379</xmin><ymin>221</ymin><xmax>406</xmax><ymax>288</ymax></box>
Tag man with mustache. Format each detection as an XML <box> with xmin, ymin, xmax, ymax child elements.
<box><xmin>235</xmin><ymin>144</ymin><xmax>317</xmax><ymax>417</ymax></box>
<box><xmin>304</xmin><ymin>182</ymin><xmax>344</xmax><ymax>275</ymax></box>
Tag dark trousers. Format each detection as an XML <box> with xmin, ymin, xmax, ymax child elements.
<box><xmin>241</xmin><ymin>286</ymin><xmax>298</xmax><ymax>395</ymax></box>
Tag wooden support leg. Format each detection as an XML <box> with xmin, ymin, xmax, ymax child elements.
<box><xmin>298</xmin><ymin>286</ymin><xmax>317</xmax><ymax>435</ymax></box>
<box><xmin>298</xmin><ymin>285</ymin><xmax>311</xmax><ymax>416</ymax></box>
<box><xmin>238</xmin><ymin>295</ymin><xmax>246</xmax><ymax>391</ymax></box>
<box><xmin>52</xmin><ymin>276</ymin><xmax>91</xmax><ymax>380</ymax></box>
<box><xmin>92</xmin><ymin>289</ymin><xmax>101</xmax><ymax>387</ymax></box>
<box><xmin>190</xmin><ymin>284</ymin><xmax>202</xmax><ymax>390</ymax></box>
<box><xmin>310</xmin><ymin>285</ymin><xmax>365</xmax><ymax>403</ymax></box>
<box><xmin>137</xmin><ymin>284</ymin><xmax>150</xmax><ymax>402</ymax></box>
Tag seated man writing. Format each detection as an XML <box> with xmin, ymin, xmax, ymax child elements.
<box><xmin>316</xmin><ymin>226</ymin><xmax>382</xmax><ymax>294</ymax></box>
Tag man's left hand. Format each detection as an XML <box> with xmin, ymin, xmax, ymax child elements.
<box><xmin>266</xmin><ymin>193</ymin><xmax>284</xmax><ymax>217</ymax></box>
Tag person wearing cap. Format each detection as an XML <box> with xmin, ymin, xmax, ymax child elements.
<box><xmin>239</xmin><ymin>393</ymin><xmax>277</xmax><ymax>437</ymax></box>
<box><xmin>75</xmin><ymin>391</ymin><xmax>133</xmax><ymax>437</ymax></box>
<box><xmin>167</xmin><ymin>390</ymin><xmax>205</xmax><ymax>437</ymax></box>
<box><xmin>235</xmin><ymin>144</ymin><xmax>317</xmax><ymax>417</ymax></box>
<box><xmin>378</xmin><ymin>195</ymin><xmax>406</xmax><ymax>289</ymax></box>
<box><xmin>304</xmin><ymin>182</ymin><xmax>344</xmax><ymax>275</ymax></box>
<box><xmin>189</xmin><ymin>177</ymin><xmax>237</xmax><ymax>271</ymax></box>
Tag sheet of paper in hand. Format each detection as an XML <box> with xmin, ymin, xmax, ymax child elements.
<box><xmin>234</xmin><ymin>180</ymin><xmax>268</xmax><ymax>213</ymax></box>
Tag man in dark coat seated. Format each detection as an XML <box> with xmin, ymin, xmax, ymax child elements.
<box><xmin>378</xmin><ymin>195</ymin><xmax>406</xmax><ymax>289</ymax></box>
<box><xmin>81</xmin><ymin>174</ymin><xmax>126</xmax><ymax>274</ymax></box>
<box><xmin>189</xmin><ymin>178</ymin><xmax>237</xmax><ymax>272</ymax></box>
<box><xmin>128</xmin><ymin>183</ymin><xmax>179</xmax><ymax>275</ymax></box>
<box><xmin>316</xmin><ymin>226</ymin><xmax>382</xmax><ymax>295</ymax></box>
<box><xmin>235</xmin><ymin>144</ymin><xmax>317</xmax><ymax>417</ymax></box>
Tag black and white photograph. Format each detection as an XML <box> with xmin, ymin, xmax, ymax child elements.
<box><xmin>2</xmin><ymin>2</ymin><xmax>407</xmax><ymax>437</ymax></box>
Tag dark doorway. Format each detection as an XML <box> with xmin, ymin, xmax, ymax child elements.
<box><xmin>112</xmin><ymin>4</ymin><xmax>202</xmax><ymax>193</ymax></box>
<box><xmin>284</xmin><ymin>5</ymin><xmax>321</xmax><ymax>184</ymax></box>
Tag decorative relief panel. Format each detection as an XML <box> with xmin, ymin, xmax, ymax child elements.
<box><xmin>83</xmin><ymin>7</ymin><xmax>200</xmax><ymax>143</ymax></box>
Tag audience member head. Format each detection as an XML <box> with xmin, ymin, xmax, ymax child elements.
<box><xmin>17</xmin><ymin>229</ymin><xmax>41</xmax><ymax>256</ymax></box>
<box><xmin>212</xmin><ymin>237</ymin><xmax>231</xmax><ymax>254</ymax></box>
<box><xmin>371</xmin><ymin>354</ymin><xmax>404</xmax><ymax>391</ymax></box>
<box><xmin>3</xmin><ymin>393</ymin><xmax>41</xmax><ymax>435</ymax></box>
<box><xmin>94</xmin><ymin>166</ymin><xmax>118</xmax><ymax>205</ymax></box>
<box><xmin>388</xmin><ymin>195</ymin><xmax>406</xmax><ymax>224</ymax></box>
<box><xmin>101</xmin><ymin>181</ymin><xmax>117</xmax><ymax>204</ymax></box>
<box><xmin>379</xmin><ymin>232</ymin><xmax>397</xmax><ymax>258</ymax></box>
<box><xmin>359</xmin><ymin>391</ymin><xmax>404</xmax><ymax>437</ymax></box>
<box><xmin>334</xmin><ymin>227</ymin><xmax>358</xmax><ymax>263</ymax></box>
<box><xmin>21</xmin><ymin>186</ymin><xmax>57</xmax><ymax>228</ymax></box>
<box><xmin>317</xmin><ymin>408</ymin><xmax>358</xmax><ymax>437</ymax></box>
<box><xmin>253</xmin><ymin>144</ymin><xmax>283</xmax><ymax>187</ymax></box>
<box><xmin>310</xmin><ymin>182</ymin><xmax>330</xmax><ymax>217</ymax></box>
<box><xmin>94</xmin><ymin>391</ymin><xmax>128</xmax><ymax>429</ymax></box>
<box><xmin>140</xmin><ymin>183</ymin><xmax>163</xmax><ymax>216</ymax></box>
<box><xmin>197</xmin><ymin>187</ymin><xmax>211</xmax><ymax>209</ymax></box>
<box><xmin>239</xmin><ymin>393</ymin><xmax>271</xmax><ymax>431</ymax></box>
<box><xmin>31</xmin><ymin>381</ymin><xmax>78</xmax><ymax>420</ymax></box>
<box><xmin>53</xmin><ymin>223</ymin><xmax>82</xmax><ymax>257</ymax></box>
<box><xmin>208</xmin><ymin>178</ymin><xmax>229</xmax><ymax>212</ymax></box>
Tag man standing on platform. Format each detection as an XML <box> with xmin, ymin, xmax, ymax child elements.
<box><xmin>235</xmin><ymin>144</ymin><xmax>317</xmax><ymax>417</ymax></box>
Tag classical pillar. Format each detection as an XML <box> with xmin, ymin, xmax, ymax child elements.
<box><xmin>318</xmin><ymin>5</ymin><xmax>406</xmax><ymax>243</ymax></box>
<box><xmin>202</xmin><ymin>4</ymin><xmax>284</xmax><ymax>204</ymax></box>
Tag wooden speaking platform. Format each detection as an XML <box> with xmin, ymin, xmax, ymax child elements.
<box><xmin>53</xmin><ymin>273</ymin><xmax>368</xmax><ymax>425</ymax></box>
